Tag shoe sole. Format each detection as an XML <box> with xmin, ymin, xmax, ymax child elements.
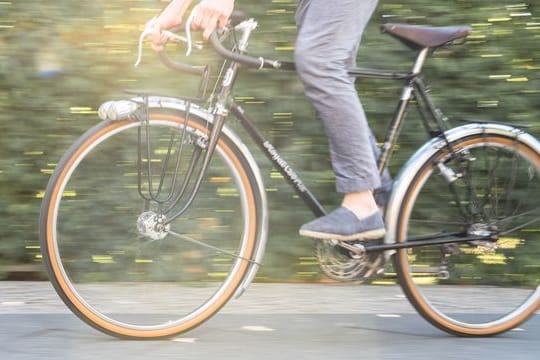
<box><xmin>298</xmin><ymin>228</ymin><xmax>386</xmax><ymax>241</ymax></box>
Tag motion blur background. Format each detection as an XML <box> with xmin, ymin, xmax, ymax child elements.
<box><xmin>0</xmin><ymin>0</ymin><xmax>539</xmax><ymax>281</ymax></box>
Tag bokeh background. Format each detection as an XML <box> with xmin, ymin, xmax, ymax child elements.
<box><xmin>0</xmin><ymin>0</ymin><xmax>539</xmax><ymax>281</ymax></box>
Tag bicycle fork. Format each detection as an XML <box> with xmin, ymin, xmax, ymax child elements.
<box><xmin>134</xmin><ymin>96</ymin><xmax>224</xmax><ymax>227</ymax></box>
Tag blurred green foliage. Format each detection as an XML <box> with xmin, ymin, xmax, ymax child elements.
<box><xmin>0</xmin><ymin>0</ymin><xmax>539</xmax><ymax>281</ymax></box>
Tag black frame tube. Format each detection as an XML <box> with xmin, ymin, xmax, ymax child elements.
<box><xmin>231</xmin><ymin>103</ymin><xmax>327</xmax><ymax>217</ymax></box>
<box><xmin>365</xmin><ymin>234</ymin><xmax>497</xmax><ymax>253</ymax></box>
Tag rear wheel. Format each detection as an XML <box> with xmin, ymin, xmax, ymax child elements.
<box><xmin>394</xmin><ymin>132</ymin><xmax>540</xmax><ymax>336</ymax></box>
<box><xmin>40</xmin><ymin>111</ymin><xmax>261</xmax><ymax>339</ymax></box>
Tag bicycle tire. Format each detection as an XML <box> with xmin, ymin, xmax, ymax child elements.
<box><xmin>394</xmin><ymin>131</ymin><xmax>540</xmax><ymax>336</ymax></box>
<box><xmin>40</xmin><ymin>109</ymin><xmax>262</xmax><ymax>339</ymax></box>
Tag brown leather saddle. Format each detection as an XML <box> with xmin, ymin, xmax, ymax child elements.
<box><xmin>381</xmin><ymin>23</ymin><xmax>472</xmax><ymax>49</ymax></box>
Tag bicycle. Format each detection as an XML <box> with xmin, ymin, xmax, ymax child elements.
<box><xmin>39</xmin><ymin>13</ymin><xmax>540</xmax><ymax>339</ymax></box>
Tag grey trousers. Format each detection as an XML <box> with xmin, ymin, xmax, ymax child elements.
<box><xmin>295</xmin><ymin>0</ymin><xmax>390</xmax><ymax>196</ymax></box>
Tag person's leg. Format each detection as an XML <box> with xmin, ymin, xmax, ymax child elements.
<box><xmin>295</xmin><ymin>0</ymin><xmax>385</xmax><ymax>240</ymax></box>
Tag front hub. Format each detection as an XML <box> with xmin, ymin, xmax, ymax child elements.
<box><xmin>137</xmin><ymin>211</ymin><xmax>170</xmax><ymax>241</ymax></box>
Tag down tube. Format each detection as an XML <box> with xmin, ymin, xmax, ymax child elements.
<box><xmin>230</xmin><ymin>103</ymin><xmax>326</xmax><ymax>217</ymax></box>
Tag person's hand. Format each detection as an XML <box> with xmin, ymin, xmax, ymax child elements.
<box><xmin>147</xmin><ymin>0</ymin><xmax>192</xmax><ymax>52</ymax></box>
<box><xmin>192</xmin><ymin>0</ymin><xmax>235</xmax><ymax>40</ymax></box>
<box><xmin>147</xmin><ymin>0</ymin><xmax>234</xmax><ymax>52</ymax></box>
<box><xmin>147</xmin><ymin>17</ymin><xmax>170</xmax><ymax>52</ymax></box>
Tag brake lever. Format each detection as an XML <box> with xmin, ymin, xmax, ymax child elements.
<box><xmin>184</xmin><ymin>5</ymin><xmax>198</xmax><ymax>57</ymax></box>
<box><xmin>134</xmin><ymin>18</ymin><xmax>155</xmax><ymax>67</ymax></box>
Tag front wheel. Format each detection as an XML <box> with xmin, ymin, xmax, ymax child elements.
<box><xmin>394</xmin><ymin>131</ymin><xmax>540</xmax><ymax>336</ymax></box>
<box><xmin>40</xmin><ymin>110</ymin><xmax>262</xmax><ymax>339</ymax></box>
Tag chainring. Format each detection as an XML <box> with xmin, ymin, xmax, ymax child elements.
<box><xmin>315</xmin><ymin>239</ymin><xmax>384</xmax><ymax>282</ymax></box>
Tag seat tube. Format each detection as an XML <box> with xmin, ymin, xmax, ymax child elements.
<box><xmin>412</xmin><ymin>48</ymin><xmax>429</xmax><ymax>75</ymax></box>
<box><xmin>378</xmin><ymin>91</ymin><xmax>411</xmax><ymax>173</ymax></box>
<box><xmin>377</xmin><ymin>49</ymin><xmax>429</xmax><ymax>173</ymax></box>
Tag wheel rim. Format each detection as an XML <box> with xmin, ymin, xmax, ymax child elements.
<box><xmin>397</xmin><ymin>136</ymin><xmax>540</xmax><ymax>335</ymax></box>
<box><xmin>43</xmin><ymin>115</ymin><xmax>257</xmax><ymax>338</ymax></box>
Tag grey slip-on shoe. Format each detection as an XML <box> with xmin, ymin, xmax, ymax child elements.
<box><xmin>299</xmin><ymin>207</ymin><xmax>386</xmax><ymax>241</ymax></box>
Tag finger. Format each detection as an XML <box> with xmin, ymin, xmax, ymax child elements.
<box><xmin>150</xmin><ymin>29</ymin><xmax>173</xmax><ymax>52</ymax></box>
<box><xmin>152</xmin><ymin>26</ymin><xmax>163</xmax><ymax>41</ymax></box>
<box><xmin>151</xmin><ymin>42</ymin><xmax>165</xmax><ymax>52</ymax></box>
<box><xmin>148</xmin><ymin>27</ymin><xmax>162</xmax><ymax>50</ymax></box>
<box><xmin>202</xmin><ymin>13</ymin><xmax>219</xmax><ymax>40</ymax></box>
<box><xmin>203</xmin><ymin>24</ymin><xmax>217</xmax><ymax>40</ymax></box>
<box><xmin>150</xmin><ymin>28</ymin><xmax>166</xmax><ymax>50</ymax></box>
<box><xmin>192</xmin><ymin>10</ymin><xmax>204</xmax><ymax>30</ymax></box>
<box><xmin>200</xmin><ymin>11</ymin><xmax>218</xmax><ymax>29</ymax></box>
<box><xmin>217</xmin><ymin>14</ymin><xmax>228</xmax><ymax>29</ymax></box>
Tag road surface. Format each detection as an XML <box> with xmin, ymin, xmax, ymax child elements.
<box><xmin>1</xmin><ymin>282</ymin><xmax>538</xmax><ymax>359</ymax></box>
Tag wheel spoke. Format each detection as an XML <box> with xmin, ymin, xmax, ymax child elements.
<box><xmin>168</xmin><ymin>229</ymin><xmax>256</xmax><ymax>264</ymax></box>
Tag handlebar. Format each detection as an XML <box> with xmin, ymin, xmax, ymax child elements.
<box><xmin>157</xmin><ymin>51</ymin><xmax>208</xmax><ymax>76</ymax></box>
<box><xmin>207</xmin><ymin>31</ymin><xmax>295</xmax><ymax>71</ymax></box>
<box><xmin>137</xmin><ymin>13</ymin><xmax>295</xmax><ymax>74</ymax></box>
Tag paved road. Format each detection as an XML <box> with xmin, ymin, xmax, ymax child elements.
<box><xmin>1</xmin><ymin>282</ymin><xmax>539</xmax><ymax>360</ymax></box>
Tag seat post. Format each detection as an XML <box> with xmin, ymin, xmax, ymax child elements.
<box><xmin>411</xmin><ymin>48</ymin><xmax>430</xmax><ymax>75</ymax></box>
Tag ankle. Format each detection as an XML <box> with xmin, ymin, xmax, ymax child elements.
<box><xmin>342</xmin><ymin>191</ymin><xmax>378</xmax><ymax>219</ymax></box>
<box><xmin>342</xmin><ymin>204</ymin><xmax>378</xmax><ymax>219</ymax></box>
